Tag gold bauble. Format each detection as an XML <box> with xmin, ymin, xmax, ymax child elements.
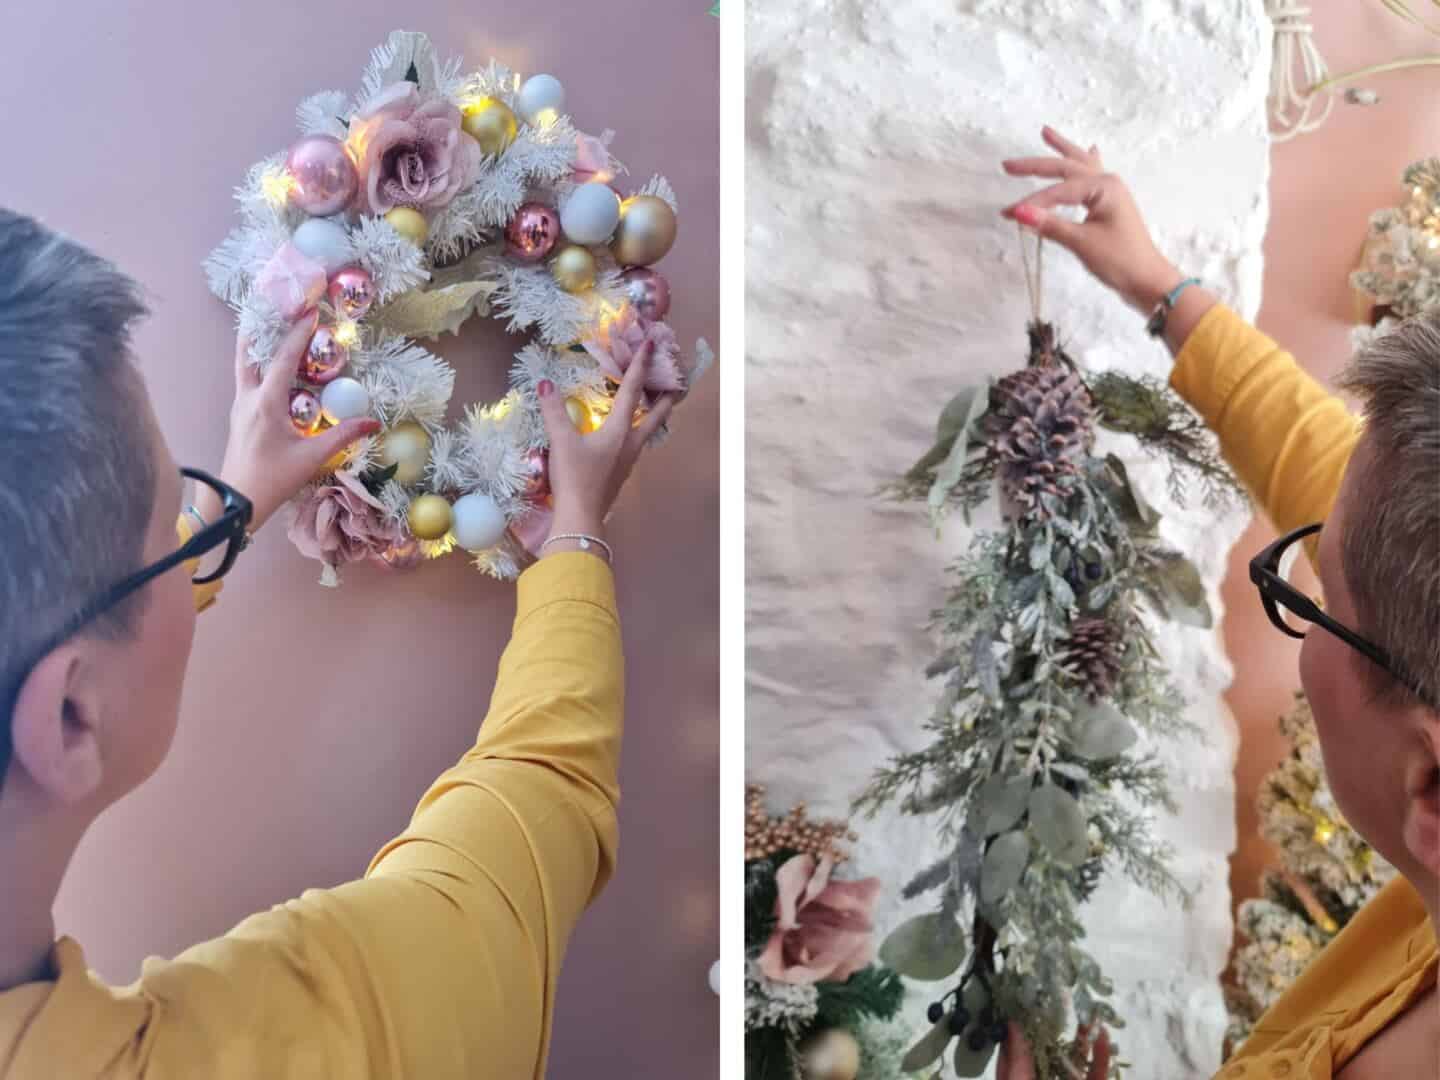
<box><xmin>550</xmin><ymin>244</ymin><xmax>597</xmax><ymax>293</ymax></box>
<box><xmin>462</xmin><ymin>97</ymin><xmax>518</xmax><ymax>157</ymax></box>
<box><xmin>385</xmin><ymin>207</ymin><xmax>428</xmax><ymax>246</ymax></box>
<box><xmin>609</xmin><ymin>194</ymin><xmax>678</xmax><ymax>267</ymax></box>
<box><xmin>407</xmin><ymin>494</ymin><xmax>453</xmax><ymax>540</ymax></box>
<box><xmin>377</xmin><ymin>421</ymin><xmax>432</xmax><ymax>486</ymax></box>
<box><xmin>799</xmin><ymin>1029</ymin><xmax>861</xmax><ymax>1080</ymax></box>
<box><xmin>564</xmin><ymin>396</ymin><xmax>596</xmax><ymax>434</ymax></box>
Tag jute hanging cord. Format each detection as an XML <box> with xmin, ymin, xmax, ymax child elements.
<box><xmin>1017</xmin><ymin>223</ymin><xmax>1075</xmax><ymax>373</ymax></box>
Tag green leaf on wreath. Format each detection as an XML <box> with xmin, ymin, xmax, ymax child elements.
<box><xmin>908</xmin><ymin>383</ymin><xmax>986</xmax><ymax>480</ymax></box>
<box><xmin>1028</xmin><ymin>784</ymin><xmax>1089</xmax><ymax>867</ymax></box>
<box><xmin>1142</xmin><ymin>548</ymin><xmax>1212</xmax><ymax>629</ymax></box>
<box><xmin>359</xmin><ymin>462</ymin><xmax>399</xmax><ymax>497</ymax></box>
<box><xmin>954</xmin><ymin>1032</ymin><xmax>999</xmax><ymax>1078</ymax></box>
<box><xmin>901</xmin><ymin>1014</ymin><xmax>955</xmax><ymax>1072</ymax></box>
<box><xmin>878</xmin><ymin>912</ymin><xmax>967</xmax><ymax>981</ymax></box>
<box><xmin>1071</xmin><ymin>701</ymin><xmax>1139</xmax><ymax>760</ymax></box>
<box><xmin>972</xmin><ymin>772</ymin><xmax>1032</xmax><ymax>836</ymax></box>
<box><xmin>1103</xmin><ymin>453</ymin><xmax>1160</xmax><ymax>531</ymax></box>
<box><xmin>980</xmin><ymin>829</ymin><xmax>1030</xmax><ymax>905</ymax></box>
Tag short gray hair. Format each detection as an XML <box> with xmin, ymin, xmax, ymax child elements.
<box><xmin>1336</xmin><ymin>311</ymin><xmax>1440</xmax><ymax>709</ymax></box>
<box><xmin>0</xmin><ymin>209</ymin><xmax>156</xmax><ymax>709</ymax></box>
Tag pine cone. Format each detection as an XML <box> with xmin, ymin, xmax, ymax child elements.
<box><xmin>984</xmin><ymin>365</ymin><xmax>1094</xmax><ymax>517</ymax></box>
<box><xmin>1062</xmin><ymin>616</ymin><xmax>1123</xmax><ymax>701</ymax></box>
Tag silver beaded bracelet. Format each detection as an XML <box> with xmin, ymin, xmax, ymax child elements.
<box><xmin>540</xmin><ymin>533</ymin><xmax>614</xmax><ymax>564</ymax></box>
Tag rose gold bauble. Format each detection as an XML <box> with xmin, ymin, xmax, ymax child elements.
<box><xmin>610</xmin><ymin>194</ymin><xmax>678</xmax><ymax>266</ymax></box>
<box><xmin>300</xmin><ymin>326</ymin><xmax>349</xmax><ymax>384</ymax></box>
<box><xmin>521</xmin><ymin>448</ymin><xmax>550</xmax><ymax>498</ymax></box>
<box><xmin>619</xmin><ymin>267</ymin><xmax>671</xmax><ymax>320</ymax></box>
<box><xmin>289</xmin><ymin>388</ymin><xmax>323</xmax><ymax>435</ymax></box>
<box><xmin>285</xmin><ymin>135</ymin><xmax>358</xmax><ymax>216</ymax></box>
<box><xmin>461</xmin><ymin>97</ymin><xmax>518</xmax><ymax>157</ymax></box>
<box><xmin>505</xmin><ymin>202</ymin><xmax>560</xmax><ymax>261</ymax></box>
<box><xmin>327</xmin><ymin>266</ymin><xmax>376</xmax><ymax>320</ymax></box>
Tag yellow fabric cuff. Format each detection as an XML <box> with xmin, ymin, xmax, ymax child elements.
<box><xmin>175</xmin><ymin>515</ymin><xmax>224</xmax><ymax>614</ymax></box>
<box><xmin>515</xmin><ymin>550</ymin><xmax>618</xmax><ymax>628</ymax></box>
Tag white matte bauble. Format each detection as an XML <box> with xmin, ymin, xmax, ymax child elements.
<box><xmin>560</xmin><ymin>182</ymin><xmax>621</xmax><ymax>245</ymax></box>
<box><xmin>291</xmin><ymin>217</ymin><xmax>355</xmax><ymax>274</ymax></box>
<box><xmin>516</xmin><ymin>73</ymin><xmax>565</xmax><ymax>125</ymax></box>
<box><xmin>451</xmin><ymin>492</ymin><xmax>508</xmax><ymax>551</ymax></box>
<box><xmin>320</xmin><ymin>376</ymin><xmax>370</xmax><ymax>423</ymax></box>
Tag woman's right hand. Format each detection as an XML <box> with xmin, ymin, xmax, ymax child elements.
<box><xmin>1001</xmin><ymin>126</ymin><xmax>1182</xmax><ymax>315</ymax></box>
<box><xmin>534</xmin><ymin>340</ymin><xmax>675</xmax><ymax>552</ymax></box>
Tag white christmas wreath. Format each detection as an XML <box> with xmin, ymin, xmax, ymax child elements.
<box><xmin>205</xmin><ymin>29</ymin><xmax>711</xmax><ymax>585</ymax></box>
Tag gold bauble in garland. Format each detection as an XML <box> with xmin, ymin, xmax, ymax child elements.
<box><xmin>798</xmin><ymin>1028</ymin><xmax>860</xmax><ymax>1080</ymax></box>
<box><xmin>407</xmin><ymin>494</ymin><xmax>453</xmax><ymax>541</ymax></box>
<box><xmin>461</xmin><ymin>97</ymin><xmax>517</xmax><ymax>157</ymax></box>
<box><xmin>385</xmin><ymin>207</ymin><xmax>428</xmax><ymax>246</ymax></box>
<box><xmin>550</xmin><ymin>244</ymin><xmax>597</xmax><ymax>293</ymax></box>
<box><xmin>377</xmin><ymin>421</ymin><xmax>432</xmax><ymax>486</ymax></box>
<box><xmin>565</xmin><ymin>396</ymin><xmax>598</xmax><ymax>434</ymax></box>
<box><xmin>609</xmin><ymin>194</ymin><xmax>677</xmax><ymax>267</ymax></box>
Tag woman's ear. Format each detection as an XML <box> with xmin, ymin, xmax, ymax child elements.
<box><xmin>1401</xmin><ymin>713</ymin><xmax>1440</xmax><ymax>879</ymax></box>
<box><xmin>9</xmin><ymin>646</ymin><xmax>103</xmax><ymax>805</ymax></box>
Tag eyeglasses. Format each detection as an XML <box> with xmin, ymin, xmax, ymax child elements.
<box><xmin>1249</xmin><ymin>522</ymin><xmax>1430</xmax><ymax>705</ymax></box>
<box><xmin>2</xmin><ymin>468</ymin><xmax>252</xmax><ymax>782</ymax></box>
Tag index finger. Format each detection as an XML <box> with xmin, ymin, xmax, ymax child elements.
<box><xmin>609</xmin><ymin>341</ymin><xmax>653</xmax><ymax>435</ymax></box>
<box><xmin>234</xmin><ymin>335</ymin><xmax>261</xmax><ymax>389</ymax></box>
<box><xmin>1041</xmin><ymin>125</ymin><xmax>1093</xmax><ymax>163</ymax></box>
<box><xmin>262</xmin><ymin>311</ymin><xmax>319</xmax><ymax>405</ymax></box>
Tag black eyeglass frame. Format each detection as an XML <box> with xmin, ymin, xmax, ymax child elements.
<box><xmin>2</xmin><ymin>468</ymin><xmax>251</xmax><ymax>778</ymax></box>
<box><xmin>1249</xmin><ymin>521</ymin><xmax>1430</xmax><ymax>705</ymax></box>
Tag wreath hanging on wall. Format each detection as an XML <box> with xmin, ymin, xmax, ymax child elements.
<box><xmin>204</xmin><ymin>29</ymin><xmax>712</xmax><ymax>585</ymax></box>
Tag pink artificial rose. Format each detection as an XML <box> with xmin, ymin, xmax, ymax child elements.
<box><xmin>582</xmin><ymin>308</ymin><xmax>686</xmax><ymax>406</ymax></box>
<box><xmin>254</xmin><ymin>243</ymin><xmax>326</xmax><ymax>320</ymax></box>
<box><xmin>758</xmin><ymin>854</ymin><xmax>881</xmax><ymax>985</ymax></box>
<box><xmin>572</xmin><ymin>132</ymin><xmax>613</xmax><ymax>184</ymax></box>
<box><xmin>288</xmin><ymin>470</ymin><xmax>403</xmax><ymax>570</ymax></box>
<box><xmin>347</xmin><ymin>82</ymin><xmax>482</xmax><ymax>215</ymax></box>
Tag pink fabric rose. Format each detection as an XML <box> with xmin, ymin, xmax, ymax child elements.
<box><xmin>583</xmin><ymin>308</ymin><xmax>686</xmax><ymax>405</ymax></box>
<box><xmin>347</xmin><ymin>82</ymin><xmax>481</xmax><ymax>215</ymax></box>
<box><xmin>288</xmin><ymin>470</ymin><xmax>403</xmax><ymax>571</ymax></box>
<box><xmin>572</xmin><ymin>132</ymin><xmax>614</xmax><ymax>185</ymax></box>
<box><xmin>758</xmin><ymin>854</ymin><xmax>881</xmax><ymax>985</ymax></box>
<box><xmin>254</xmin><ymin>243</ymin><xmax>326</xmax><ymax>320</ymax></box>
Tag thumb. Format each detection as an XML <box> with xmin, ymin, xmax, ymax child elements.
<box><xmin>308</xmin><ymin>416</ymin><xmax>381</xmax><ymax>466</ymax></box>
<box><xmin>1019</xmin><ymin>205</ymin><xmax>1084</xmax><ymax>250</ymax></box>
<box><xmin>534</xmin><ymin>379</ymin><xmax>571</xmax><ymax>444</ymax></box>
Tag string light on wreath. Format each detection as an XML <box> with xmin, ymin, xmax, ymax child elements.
<box><xmin>204</xmin><ymin>30</ymin><xmax>713</xmax><ymax>586</ymax></box>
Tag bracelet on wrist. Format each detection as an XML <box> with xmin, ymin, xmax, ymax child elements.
<box><xmin>540</xmin><ymin>532</ymin><xmax>613</xmax><ymax>564</ymax></box>
<box><xmin>1146</xmin><ymin>277</ymin><xmax>1202</xmax><ymax>338</ymax></box>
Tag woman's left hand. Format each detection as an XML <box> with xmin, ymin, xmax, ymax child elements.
<box><xmin>202</xmin><ymin>313</ymin><xmax>381</xmax><ymax>532</ymax></box>
<box><xmin>996</xmin><ymin>1022</ymin><xmax>1112</xmax><ymax>1080</ymax></box>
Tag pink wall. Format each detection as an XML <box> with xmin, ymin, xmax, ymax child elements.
<box><xmin>0</xmin><ymin>3</ymin><xmax>718</xmax><ymax>1074</ymax></box>
<box><xmin>1225</xmin><ymin>10</ymin><xmax>1440</xmax><ymax>929</ymax></box>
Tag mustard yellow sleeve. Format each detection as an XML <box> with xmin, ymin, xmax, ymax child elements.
<box><xmin>121</xmin><ymin>550</ymin><xmax>621</xmax><ymax>1080</ymax></box>
<box><xmin>175</xmin><ymin>516</ymin><xmax>223</xmax><ymax>613</ymax></box>
<box><xmin>1169</xmin><ymin>304</ymin><xmax>1361</xmax><ymax>535</ymax></box>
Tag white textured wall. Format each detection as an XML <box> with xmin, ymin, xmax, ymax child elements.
<box><xmin>746</xmin><ymin>2</ymin><xmax>1270</xmax><ymax>1075</ymax></box>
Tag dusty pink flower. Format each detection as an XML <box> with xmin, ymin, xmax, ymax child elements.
<box><xmin>347</xmin><ymin>82</ymin><xmax>481</xmax><ymax>215</ymax></box>
<box><xmin>583</xmin><ymin>308</ymin><xmax>686</xmax><ymax>405</ymax></box>
<box><xmin>288</xmin><ymin>470</ymin><xmax>402</xmax><ymax>570</ymax></box>
<box><xmin>572</xmin><ymin>132</ymin><xmax>613</xmax><ymax>184</ymax></box>
<box><xmin>758</xmin><ymin>854</ymin><xmax>881</xmax><ymax>985</ymax></box>
<box><xmin>254</xmin><ymin>243</ymin><xmax>326</xmax><ymax>320</ymax></box>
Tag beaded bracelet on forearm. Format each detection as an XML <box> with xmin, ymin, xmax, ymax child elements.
<box><xmin>539</xmin><ymin>533</ymin><xmax>614</xmax><ymax>565</ymax></box>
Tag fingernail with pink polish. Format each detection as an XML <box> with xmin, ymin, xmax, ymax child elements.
<box><xmin>537</xmin><ymin>379</ymin><xmax>554</xmax><ymax>398</ymax></box>
<box><xmin>1014</xmin><ymin>204</ymin><xmax>1041</xmax><ymax>227</ymax></box>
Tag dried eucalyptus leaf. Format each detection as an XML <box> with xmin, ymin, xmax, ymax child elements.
<box><xmin>937</xmin><ymin>384</ymin><xmax>986</xmax><ymax>447</ymax></box>
<box><xmin>953</xmin><ymin>1032</ymin><xmax>999</xmax><ymax>1078</ymax></box>
<box><xmin>901</xmin><ymin>1014</ymin><xmax>955</xmax><ymax>1072</ymax></box>
<box><xmin>1104</xmin><ymin>453</ymin><xmax>1159</xmax><ymax>530</ymax></box>
<box><xmin>1071</xmin><ymin>701</ymin><xmax>1139</xmax><ymax>760</ymax></box>
<box><xmin>980</xmin><ymin>830</ymin><xmax>1030</xmax><ymax>905</ymax></box>
<box><xmin>879</xmin><ymin>913</ymin><xmax>968</xmax><ymax>981</ymax></box>
<box><xmin>1028</xmin><ymin>784</ymin><xmax>1089</xmax><ymax>867</ymax></box>
<box><xmin>1147</xmin><ymin>549</ymin><xmax>1212</xmax><ymax>628</ymax></box>
<box><xmin>972</xmin><ymin>772</ymin><xmax>1032</xmax><ymax>836</ymax></box>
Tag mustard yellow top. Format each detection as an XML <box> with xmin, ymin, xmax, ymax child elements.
<box><xmin>0</xmin><ymin>550</ymin><xmax>623</xmax><ymax>1079</ymax></box>
<box><xmin>1170</xmin><ymin>304</ymin><xmax>1439</xmax><ymax>1079</ymax></box>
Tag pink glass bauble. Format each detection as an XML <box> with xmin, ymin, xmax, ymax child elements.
<box><xmin>289</xmin><ymin>388</ymin><xmax>323</xmax><ymax>435</ymax></box>
<box><xmin>505</xmin><ymin>202</ymin><xmax>560</xmax><ymax>261</ymax></box>
<box><xmin>521</xmin><ymin>448</ymin><xmax>550</xmax><ymax>499</ymax></box>
<box><xmin>620</xmin><ymin>267</ymin><xmax>672</xmax><ymax>321</ymax></box>
<box><xmin>327</xmin><ymin>266</ymin><xmax>376</xmax><ymax>320</ymax></box>
<box><xmin>300</xmin><ymin>326</ymin><xmax>349</xmax><ymax>384</ymax></box>
<box><xmin>286</xmin><ymin>135</ymin><xmax>358</xmax><ymax>216</ymax></box>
